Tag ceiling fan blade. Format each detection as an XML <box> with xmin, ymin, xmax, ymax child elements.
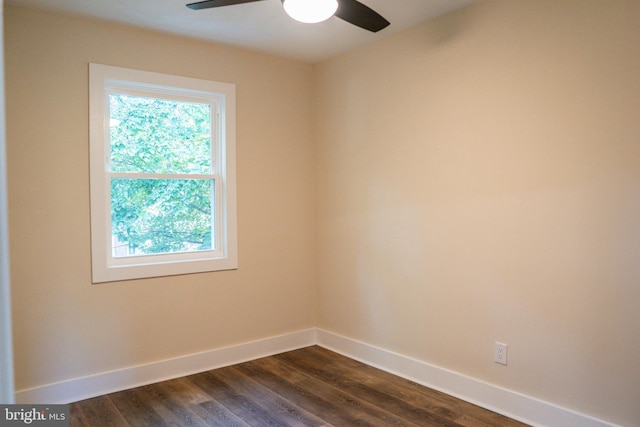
<box><xmin>186</xmin><ymin>0</ymin><xmax>265</xmax><ymax>10</ymax></box>
<box><xmin>335</xmin><ymin>0</ymin><xmax>390</xmax><ymax>32</ymax></box>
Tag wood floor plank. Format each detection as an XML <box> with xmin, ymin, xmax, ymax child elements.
<box><xmin>251</xmin><ymin>355</ymin><xmax>424</xmax><ymax>426</ymax></box>
<box><xmin>234</xmin><ymin>359</ymin><xmax>344</xmax><ymax>418</ymax></box>
<box><xmin>274</xmin><ymin>348</ymin><xmax>466</xmax><ymax>427</ymax></box>
<box><xmin>188</xmin><ymin>400</ymin><xmax>252</xmax><ymax>427</ymax></box>
<box><xmin>139</xmin><ymin>381</ymin><xmax>210</xmax><ymax>426</ymax></box>
<box><xmin>213</xmin><ymin>365</ymin><xmax>328</xmax><ymax>427</ymax></box>
<box><xmin>188</xmin><ymin>369</ymin><xmax>301</xmax><ymax>427</ymax></box>
<box><xmin>73</xmin><ymin>394</ymin><xmax>129</xmax><ymax>427</ymax></box>
<box><xmin>70</xmin><ymin>345</ymin><xmax>530</xmax><ymax>427</ymax></box>
<box><xmin>292</xmin><ymin>346</ymin><xmax>524</xmax><ymax>427</ymax></box>
<box><xmin>68</xmin><ymin>403</ymin><xmax>88</xmax><ymax>426</ymax></box>
<box><xmin>159</xmin><ymin>377</ymin><xmax>212</xmax><ymax>406</ymax></box>
<box><xmin>238</xmin><ymin>358</ymin><xmax>426</xmax><ymax>426</ymax></box>
<box><xmin>106</xmin><ymin>388</ymin><xmax>166</xmax><ymax>426</ymax></box>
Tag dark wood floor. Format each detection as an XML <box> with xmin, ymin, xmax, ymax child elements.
<box><xmin>70</xmin><ymin>346</ymin><xmax>528</xmax><ymax>426</ymax></box>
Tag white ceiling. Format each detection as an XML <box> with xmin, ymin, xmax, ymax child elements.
<box><xmin>7</xmin><ymin>0</ymin><xmax>476</xmax><ymax>63</ymax></box>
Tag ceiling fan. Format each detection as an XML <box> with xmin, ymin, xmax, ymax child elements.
<box><xmin>186</xmin><ymin>0</ymin><xmax>391</xmax><ymax>33</ymax></box>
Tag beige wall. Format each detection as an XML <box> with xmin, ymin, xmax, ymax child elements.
<box><xmin>6</xmin><ymin>0</ymin><xmax>640</xmax><ymax>425</ymax></box>
<box><xmin>5</xmin><ymin>6</ymin><xmax>316</xmax><ymax>390</ymax></box>
<box><xmin>314</xmin><ymin>1</ymin><xmax>639</xmax><ymax>425</ymax></box>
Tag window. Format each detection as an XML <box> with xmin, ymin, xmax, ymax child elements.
<box><xmin>89</xmin><ymin>63</ymin><xmax>237</xmax><ymax>283</ymax></box>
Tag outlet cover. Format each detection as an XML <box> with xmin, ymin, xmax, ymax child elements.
<box><xmin>494</xmin><ymin>342</ymin><xmax>508</xmax><ymax>365</ymax></box>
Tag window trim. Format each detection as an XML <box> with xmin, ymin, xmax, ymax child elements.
<box><xmin>89</xmin><ymin>63</ymin><xmax>237</xmax><ymax>283</ymax></box>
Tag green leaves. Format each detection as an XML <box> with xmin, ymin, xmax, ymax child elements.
<box><xmin>109</xmin><ymin>94</ymin><xmax>215</xmax><ymax>257</ymax></box>
<box><xmin>111</xmin><ymin>179</ymin><xmax>213</xmax><ymax>256</ymax></box>
<box><xmin>109</xmin><ymin>94</ymin><xmax>213</xmax><ymax>174</ymax></box>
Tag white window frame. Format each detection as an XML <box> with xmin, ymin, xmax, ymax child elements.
<box><xmin>89</xmin><ymin>63</ymin><xmax>237</xmax><ymax>283</ymax></box>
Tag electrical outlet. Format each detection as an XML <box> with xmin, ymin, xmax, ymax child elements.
<box><xmin>494</xmin><ymin>342</ymin><xmax>508</xmax><ymax>366</ymax></box>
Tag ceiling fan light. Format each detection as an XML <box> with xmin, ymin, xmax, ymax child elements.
<box><xmin>282</xmin><ymin>0</ymin><xmax>339</xmax><ymax>24</ymax></box>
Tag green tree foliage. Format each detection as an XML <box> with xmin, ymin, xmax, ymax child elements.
<box><xmin>109</xmin><ymin>94</ymin><xmax>214</xmax><ymax>256</ymax></box>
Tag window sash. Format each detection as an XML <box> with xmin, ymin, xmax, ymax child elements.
<box><xmin>108</xmin><ymin>176</ymin><xmax>221</xmax><ymax>259</ymax></box>
<box><xmin>89</xmin><ymin>63</ymin><xmax>237</xmax><ymax>283</ymax></box>
<box><xmin>105</xmin><ymin>88</ymin><xmax>222</xmax><ymax>262</ymax></box>
<box><xmin>105</xmin><ymin>88</ymin><xmax>220</xmax><ymax>175</ymax></box>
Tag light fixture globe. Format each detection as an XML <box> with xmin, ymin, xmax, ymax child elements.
<box><xmin>282</xmin><ymin>0</ymin><xmax>339</xmax><ymax>24</ymax></box>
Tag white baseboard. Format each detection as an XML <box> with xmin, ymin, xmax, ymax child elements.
<box><xmin>15</xmin><ymin>327</ymin><xmax>619</xmax><ymax>427</ymax></box>
<box><xmin>315</xmin><ymin>329</ymin><xmax>619</xmax><ymax>427</ymax></box>
<box><xmin>15</xmin><ymin>328</ymin><xmax>316</xmax><ymax>404</ymax></box>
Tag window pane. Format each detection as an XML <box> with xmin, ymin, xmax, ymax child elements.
<box><xmin>111</xmin><ymin>178</ymin><xmax>214</xmax><ymax>257</ymax></box>
<box><xmin>109</xmin><ymin>94</ymin><xmax>212</xmax><ymax>174</ymax></box>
